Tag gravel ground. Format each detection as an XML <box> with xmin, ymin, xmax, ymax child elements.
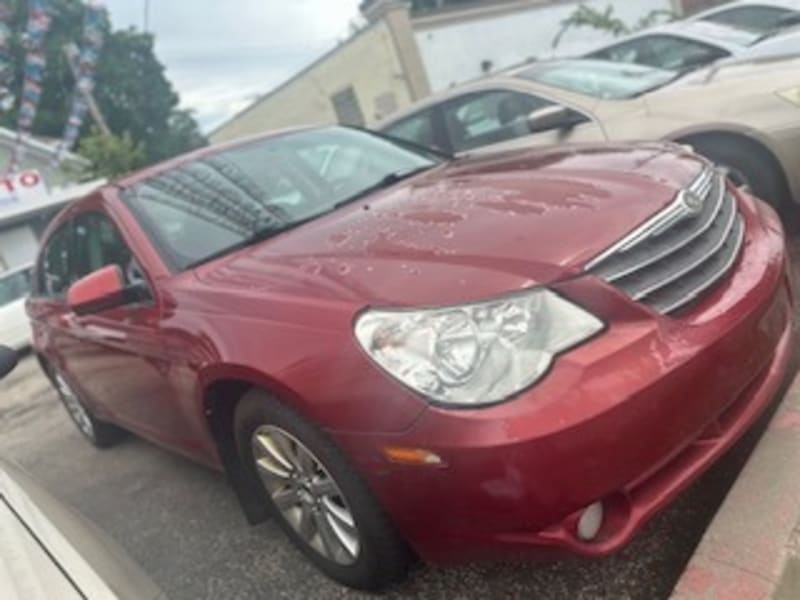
<box><xmin>1</xmin><ymin>241</ymin><xmax>798</xmax><ymax>600</ymax></box>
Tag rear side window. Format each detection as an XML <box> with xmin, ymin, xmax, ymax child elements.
<box><xmin>38</xmin><ymin>224</ymin><xmax>72</xmax><ymax>298</ymax></box>
<box><xmin>383</xmin><ymin>110</ymin><xmax>438</xmax><ymax>150</ymax></box>
<box><xmin>72</xmin><ymin>213</ymin><xmax>134</xmax><ymax>283</ymax></box>
<box><xmin>441</xmin><ymin>90</ymin><xmax>552</xmax><ymax>152</ymax></box>
<box><xmin>702</xmin><ymin>6</ymin><xmax>797</xmax><ymax>33</ymax></box>
<box><xmin>588</xmin><ymin>34</ymin><xmax>731</xmax><ymax>71</ymax></box>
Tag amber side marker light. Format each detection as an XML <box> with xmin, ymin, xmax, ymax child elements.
<box><xmin>383</xmin><ymin>447</ymin><xmax>444</xmax><ymax>466</ymax></box>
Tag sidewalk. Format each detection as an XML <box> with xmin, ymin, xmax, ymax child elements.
<box><xmin>672</xmin><ymin>373</ymin><xmax>800</xmax><ymax>600</ymax></box>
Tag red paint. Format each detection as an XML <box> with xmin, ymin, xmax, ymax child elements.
<box><xmin>27</xmin><ymin>131</ymin><xmax>796</xmax><ymax>565</ymax></box>
<box><xmin>67</xmin><ymin>265</ymin><xmax>124</xmax><ymax>310</ymax></box>
<box><xmin>0</xmin><ymin>169</ymin><xmax>41</xmax><ymax>193</ymax></box>
<box><xmin>18</xmin><ymin>170</ymin><xmax>40</xmax><ymax>188</ymax></box>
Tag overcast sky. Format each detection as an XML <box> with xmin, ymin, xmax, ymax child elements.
<box><xmin>103</xmin><ymin>0</ymin><xmax>363</xmax><ymax>132</ymax></box>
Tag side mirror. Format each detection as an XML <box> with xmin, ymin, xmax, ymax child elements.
<box><xmin>0</xmin><ymin>346</ymin><xmax>18</xmax><ymax>380</ymax></box>
<box><xmin>527</xmin><ymin>105</ymin><xmax>588</xmax><ymax>135</ymax></box>
<box><xmin>67</xmin><ymin>265</ymin><xmax>144</xmax><ymax>316</ymax></box>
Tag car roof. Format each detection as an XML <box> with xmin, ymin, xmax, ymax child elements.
<box><xmin>603</xmin><ymin>20</ymin><xmax>761</xmax><ymax>50</ymax></box>
<box><xmin>377</xmin><ymin>74</ymin><xmax>531</xmax><ymax>128</ymax></box>
<box><xmin>378</xmin><ymin>58</ymin><xmax>665</xmax><ymax>129</ymax></box>
<box><xmin>691</xmin><ymin>0</ymin><xmax>800</xmax><ymax>18</ymax></box>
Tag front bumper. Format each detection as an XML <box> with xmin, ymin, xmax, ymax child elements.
<box><xmin>333</xmin><ymin>191</ymin><xmax>796</xmax><ymax>564</ymax></box>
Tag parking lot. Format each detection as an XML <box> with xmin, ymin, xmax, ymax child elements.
<box><xmin>1</xmin><ymin>243</ymin><xmax>797</xmax><ymax>600</ymax></box>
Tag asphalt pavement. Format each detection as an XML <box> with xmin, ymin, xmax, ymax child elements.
<box><xmin>1</xmin><ymin>241</ymin><xmax>798</xmax><ymax>600</ymax></box>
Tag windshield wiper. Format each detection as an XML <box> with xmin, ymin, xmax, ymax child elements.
<box><xmin>185</xmin><ymin>167</ymin><xmax>436</xmax><ymax>270</ymax></box>
<box><xmin>332</xmin><ymin>165</ymin><xmax>436</xmax><ymax>209</ymax></box>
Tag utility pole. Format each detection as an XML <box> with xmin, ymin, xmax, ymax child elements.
<box><xmin>63</xmin><ymin>43</ymin><xmax>111</xmax><ymax>136</ymax></box>
<box><xmin>143</xmin><ymin>0</ymin><xmax>150</xmax><ymax>33</ymax></box>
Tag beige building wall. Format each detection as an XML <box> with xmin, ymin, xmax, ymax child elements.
<box><xmin>210</xmin><ymin>14</ymin><xmax>429</xmax><ymax>145</ymax></box>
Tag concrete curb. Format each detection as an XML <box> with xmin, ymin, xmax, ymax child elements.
<box><xmin>672</xmin><ymin>373</ymin><xmax>800</xmax><ymax>600</ymax></box>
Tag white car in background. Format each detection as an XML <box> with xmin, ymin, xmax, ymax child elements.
<box><xmin>584</xmin><ymin>5</ymin><xmax>800</xmax><ymax>72</ymax></box>
<box><xmin>692</xmin><ymin>0</ymin><xmax>800</xmax><ymax>34</ymax></box>
<box><xmin>0</xmin><ymin>265</ymin><xmax>33</xmax><ymax>350</ymax></box>
<box><xmin>0</xmin><ymin>346</ymin><xmax>165</xmax><ymax>600</ymax></box>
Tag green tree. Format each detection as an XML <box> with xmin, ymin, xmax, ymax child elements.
<box><xmin>0</xmin><ymin>0</ymin><xmax>206</xmax><ymax>172</ymax></box>
<box><xmin>76</xmin><ymin>127</ymin><xmax>146</xmax><ymax>180</ymax></box>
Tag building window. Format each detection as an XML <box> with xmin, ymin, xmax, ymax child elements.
<box><xmin>331</xmin><ymin>87</ymin><xmax>366</xmax><ymax>127</ymax></box>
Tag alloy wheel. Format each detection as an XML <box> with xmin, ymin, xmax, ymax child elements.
<box><xmin>251</xmin><ymin>425</ymin><xmax>361</xmax><ymax>565</ymax></box>
<box><xmin>55</xmin><ymin>373</ymin><xmax>95</xmax><ymax>439</ymax></box>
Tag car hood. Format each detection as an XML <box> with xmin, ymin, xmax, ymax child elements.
<box><xmin>648</xmin><ymin>55</ymin><xmax>800</xmax><ymax>115</ymax></box>
<box><xmin>195</xmin><ymin>143</ymin><xmax>705</xmax><ymax>307</ymax></box>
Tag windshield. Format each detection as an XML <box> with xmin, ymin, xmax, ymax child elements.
<box><xmin>753</xmin><ymin>22</ymin><xmax>800</xmax><ymax>43</ymax></box>
<box><xmin>123</xmin><ymin>127</ymin><xmax>439</xmax><ymax>270</ymax></box>
<box><xmin>0</xmin><ymin>268</ymin><xmax>32</xmax><ymax>307</ymax></box>
<box><xmin>516</xmin><ymin>60</ymin><xmax>679</xmax><ymax>99</ymax></box>
<box><xmin>703</xmin><ymin>6</ymin><xmax>799</xmax><ymax>36</ymax></box>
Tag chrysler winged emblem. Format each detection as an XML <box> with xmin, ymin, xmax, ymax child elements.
<box><xmin>680</xmin><ymin>189</ymin><xmax>705</xmax><ymax>216</ymax></box>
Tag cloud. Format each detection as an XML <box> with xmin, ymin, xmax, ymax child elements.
<box><xmin>104</xmin><ymin>0</ymin><xmax>363</xmax><ymax>130</ymax></box>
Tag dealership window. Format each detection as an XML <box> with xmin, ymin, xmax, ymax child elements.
<box><xmin>0</xmin><ymin>267</ymin><xmax>32</xmax><ymax>307</ymax></box>
<box><xmin>331</xmin><ymin>87</ymin><xmax>366</xmax><ymax>127</ymax></box>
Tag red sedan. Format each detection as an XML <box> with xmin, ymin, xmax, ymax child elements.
<box><xmin>27</xmin><ymin>126</ymin><xmax>794</xmax><ymax>590</ymax></box>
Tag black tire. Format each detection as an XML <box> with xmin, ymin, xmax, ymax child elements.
<box><xmin>690</xmin><ymin>137</ymin><xmax>793</xmax><ymax>224</ymax></box>
<box><xmin>234</xmin><ymin>389</ymin><xmax>411</xmax><ymax>591</ymax></box>
<box><xmin>50</xmin><ymin>368</ymin><xmax>125</xmax><ymax>448</ymax></box>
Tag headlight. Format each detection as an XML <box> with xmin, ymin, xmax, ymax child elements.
<box><xmin>777</xmin><ymin>86</ymin><xmax>800</xmax><ymax>107</ymax></box>
<box><xmin>354</xmin><ymin>289</ymin><xmax>603</xmax><ymax>407</ymax></box>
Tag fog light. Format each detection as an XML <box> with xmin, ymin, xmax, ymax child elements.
<box><xmin>577</xmin><ymin>502</ymin><xmax>604</xmax><ymax>541</ymax></box>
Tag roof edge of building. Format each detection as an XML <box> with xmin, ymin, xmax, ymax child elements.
<box><xmin>0</xmin><ymin>127</ymin><xmax>88</xmax><ymax>167</ymax></box>
<box><xmin>411</xmin><ymin>0</ymin><xmax>561</xmax><ymax>31</ymax></box>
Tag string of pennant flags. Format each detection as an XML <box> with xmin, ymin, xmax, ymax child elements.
<box><xmin>52</xmin><ymin>0</ymin><xmax>106</xmax><ymax>166</ymax></box>
<box><xmin>9</xmin><ymin>0</ymin><xmax>53</xmax><ymax>174</ymax></box>
<box><xmin>5</xmin><ymin>0</ymin><xmax>108</xmax><ymax>174</ymax></box>
<box><xmin>0</xmin><ymin>3</ymin><xmax>13</xmax><ymax>111</ymax></box>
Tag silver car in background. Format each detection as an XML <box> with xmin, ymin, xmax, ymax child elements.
<box><xmin>691</xmin><ymin>0</ymin><xmax>800</xmax><ymax>33</ymax></box>
<box><xmin>0</xmin><ymin>347</ymin><xmax>165</xmax><ymax>600</ymax></box>
<box><xmin>584</xmin><ymin>4</ymin><xmax>800</xmax><ymax>72</ymax></box>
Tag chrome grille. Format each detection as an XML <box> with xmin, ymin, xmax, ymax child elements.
<box><xmin>586</xmin><ymin>168</ymin><xmax>745</xmax><ymax>314</ymax></box>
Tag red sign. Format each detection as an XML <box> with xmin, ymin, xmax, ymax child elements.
<box><xmin>0</xmin><ymin>170</ymin><xmax>42</xmax><ymax>195</ymax></box>
<box><xmin>0</xmin><ymin>170</ymin><xmax>49</xmax><ymax>215</ymax></box>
